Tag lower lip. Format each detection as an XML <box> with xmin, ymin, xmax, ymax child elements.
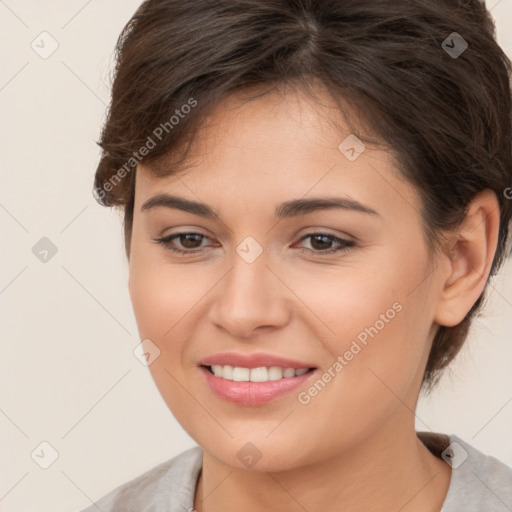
<box><xmin>199</xmin><ymin>366</ymin><xmax>316</xmax><ymax>406</ymax></box>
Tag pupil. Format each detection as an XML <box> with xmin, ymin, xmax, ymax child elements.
<box><xmin>182</xmin><ymin>233</ymin><xmax>201</xmax><ymax>248</ymax></box>
<box><xmin>312</xmin><ymin>235</ymin><xmax>331</xmax><ymax>250</ymax></box>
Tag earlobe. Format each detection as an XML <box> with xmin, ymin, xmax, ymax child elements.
<box><xmin>434</xmin><ymin>189</ymin><xmax>500</xmax><ymax>328</ymax></box>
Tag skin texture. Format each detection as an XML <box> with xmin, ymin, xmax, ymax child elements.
<box><xmin>128</xmin><ymin>83</ymin><xmax>499</xmax><ymax>512</ymax></box>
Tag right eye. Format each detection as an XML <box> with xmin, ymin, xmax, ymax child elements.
<box><xmin>153</xmin><ymin>232</ymin><xmax>211</xmax><ymax>255</ymax></box>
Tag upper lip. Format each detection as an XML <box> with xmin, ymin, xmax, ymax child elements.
<box><xmin>199</xmin><ymin>352</ymin><xmax>316</xmax><ymax>370</ymax></box>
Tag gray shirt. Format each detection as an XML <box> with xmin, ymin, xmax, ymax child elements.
<box><xmin>78</xmin><ymin>433</ymin><xmax>512</xmax><ymax>512</ymax></box>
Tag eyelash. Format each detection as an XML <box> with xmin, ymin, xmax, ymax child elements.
<box><xmin>153</xmin><ymin>232</ymin><xmax>355</xmax><ymax>256</ymax></box>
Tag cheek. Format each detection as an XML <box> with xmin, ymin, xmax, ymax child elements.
<box><xmin>293</xmin><ymin>298</ymin><xmax>430</xmax><ymax>457</ymax></box>
<box><xmin>128</xmin><ymin>249</ymin><xmax>196</xmax><ymax>396</ymax></box>
<box><xmin>128</xmin><ymin>256</ymin><xmax>205</xmax><ymax>426</ymax></box>
<box><xmin>129</xmin><ymin>250</ymin><xmax>205</xmax><ymax>340</ymax></box>
<box><xmin>289</xmin><ymin>244</ymin><xmax>434</xmax><ymax>402</ymax></box>
<box><xmin>129</xmin><ymin>268</ymin><xmax>172</xmax><ymax>339</ymax></box>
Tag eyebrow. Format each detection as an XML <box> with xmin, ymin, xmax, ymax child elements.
<box><xmin>140</xmin><ymin>193</ymin><xmax>380</xmax><ymax>218</ymax></box>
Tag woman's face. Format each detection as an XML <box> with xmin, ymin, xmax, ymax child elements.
<box><xmin>128</xmin><ymin>85</ymin><xmax>446</xmax><ymax>471</ymax></box>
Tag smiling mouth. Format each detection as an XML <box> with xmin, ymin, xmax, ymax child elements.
<box><xmin>202</xmin><ymin>364</ymin><xmax>316</xmax><ymax>382</ymax></box>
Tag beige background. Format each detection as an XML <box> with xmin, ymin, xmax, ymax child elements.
<box><xmin>0</xmin><ymin>1</ymin><xmax>511</xmax><ymax>511</ymax></box>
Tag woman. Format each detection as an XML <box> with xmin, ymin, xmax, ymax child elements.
<box><xmin>82</xmin><ymin>0</ymin><xmax>512</xmax><ymax>510</ymax></box>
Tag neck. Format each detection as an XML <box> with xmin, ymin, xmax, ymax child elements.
<box><xmin>193</xmin><ymin>421</ymin><xmax>451</xmax><ymax>512</ymax></box>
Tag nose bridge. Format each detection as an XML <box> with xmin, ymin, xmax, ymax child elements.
<box><xmin>210</xmin><ymin>242</ymin><xmax>288</xmax><ymax>336</ymax></box>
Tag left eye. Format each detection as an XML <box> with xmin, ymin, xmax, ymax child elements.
<box><xmin>154</xmin><ymin>232</ymin><xmax>354</xmax><ymax>256</ymax></box>
<box><xmin>296</xmin><ymin>233</ymin><xmax>355</xmax><ymax>254</ymax></box>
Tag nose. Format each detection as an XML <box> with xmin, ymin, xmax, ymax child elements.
<box><xmin>208</xmin><ymin>251</ymin><xmax>291</xmax><ymax>339</ymax></box>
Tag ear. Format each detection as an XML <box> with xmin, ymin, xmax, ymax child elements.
<box><xmin>434</xmin><ymin>189</ymin><xmax>500</xmax><ymax>327</ymax></box>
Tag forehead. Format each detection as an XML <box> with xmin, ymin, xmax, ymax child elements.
<box><xmin>134</xmin><ymin>84</ymin><xmax>419</xmax><ymax>221</ymax></box>
<box><xmin>181</xmin><ymin>84</ymin><xmax>358</xmax><ymax>162</ymax></box>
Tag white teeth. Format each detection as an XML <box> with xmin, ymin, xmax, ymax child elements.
<box><xmin>222</xmin><ymin>365</ymin><xmax>234</xmax><ymax>380</ymax></box>
<box><xmin>249</xmin><ymin>367</ymin><xmax>268</xmax><ymax>382</ymax></box>
<box><xmin>212</xmin><ymin>365</ymin><xmax>223</xmax><ymax>377</ymax></box>
<box><xmin>208</xmin><ymin>365</ymin><xmax>311</xmax><ymax>382</ymax></box>
<box><xmin>232</xmin><ymin>367</ymin><xmax>250</xmax><ymax>381</ymax></box>
<box><xmin>283</xmin><ymin>368</ymin><xmax>296</xmax><ymax>378</ymax></box>
<box><xmin>268</xmin><ymin>367</ymin><xmax>283</xmax><ymax>380</ymax></box>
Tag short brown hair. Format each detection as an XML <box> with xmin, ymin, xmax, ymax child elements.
<box><xmin>93</xmin><ymin>0</ymin><xmax>512</xmax><ymax>389</ymax></box>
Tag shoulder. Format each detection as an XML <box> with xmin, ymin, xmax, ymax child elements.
<box><xmin>440</xmin><ymin>434</ymin><xmax>512</xmax><ymax>512</ymax></box>
<box><xmin>77</xmin><ymin>446</ymin><xmax>203</xmax><ymax>512</ymax></box>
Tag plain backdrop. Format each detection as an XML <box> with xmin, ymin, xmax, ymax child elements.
<box><xmin>0</xmin><ymin>1</ymin><xmax>511</xmax><ymax>511</ymax></box>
